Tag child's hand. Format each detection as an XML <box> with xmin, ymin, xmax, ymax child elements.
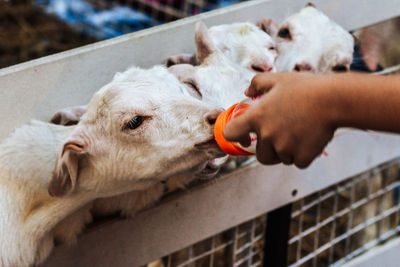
<box><xmin>223</xmin><ymin>72</ymin><xmax>337</xmax><ymax>168</ymax></box>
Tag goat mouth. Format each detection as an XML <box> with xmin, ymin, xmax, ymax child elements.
<box><xmin>195</xmin><ymin>138</ymin><xmax>219</xmax><ymax>149</ymax></box>
<box><xmin>196</xmin><ymin>160</ymin><xmax>221</xmax><ymax>179</ymax></box>
<box><xmin>200</xmin><ymin>162</ymin><xmax>220</xmax><ymax>175</ymax></box>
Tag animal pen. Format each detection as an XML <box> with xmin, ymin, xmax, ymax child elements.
<box><xmin>0</xmin><ymin>0</ymin><xmax>400</xmax><ymax>266</ymax></box>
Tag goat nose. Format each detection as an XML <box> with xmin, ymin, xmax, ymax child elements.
<box><xmin>205</xmin><ymin>108</ymin><xmax>224</xmax><ymax>126</ymax></box>
<box><xmin>293</xmin><ymin>63</ymin><xmax>313</xmax><ymax>72</ymax></box>
<box><xmin>251</xmin><ymin>64</ymin><xmax>273</xmax><ymax>72</ymax></box>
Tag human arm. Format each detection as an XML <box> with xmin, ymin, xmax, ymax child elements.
<box><xmin>223</xmin><ymin>72</ymin><xmax>400</xmax><ymax>168</ymax></box>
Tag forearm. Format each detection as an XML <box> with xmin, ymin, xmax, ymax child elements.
<box><xmin>322</xmin><ymin>73</ymin><xmax>400</xmax><ymax>132</ymax></box>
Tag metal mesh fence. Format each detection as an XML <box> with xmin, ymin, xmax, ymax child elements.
<box><xmin>288</xmin><ymin>160</ymin><xmax>400</xmax><ymax>267</ymax></box>
<box><xmin>149</xmin><ymin>159</ymin><xmax>400</xmax><ymax>267</ymax></box>
<box><xmin>149</xmin><ymin>214</ymin><xmax>267</xmax><ymax>267</ymax></box>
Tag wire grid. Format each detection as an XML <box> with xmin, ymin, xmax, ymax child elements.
<box><xmin>149</xmin><ymin>214</ymin><xmax>267</xmax><ymax>267</ymax></box>
<box><xmin>144</xmin><ymin>159</ymin><xmax>400</xmax><ymax>267</ymax></box>
<box><xmin>287</xmin><ymin>159</ymin><xmax>400</xmax><ymax>267</ymax></box>
<box><xmin>88</xmin><ymin>0</ymin><xmax>244</xmax><ymax>24</ymax></box>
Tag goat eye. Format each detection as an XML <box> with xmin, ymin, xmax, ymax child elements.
<box><xmin>184</xmin><ymin>80</ymin><xmax>202</xmax><ymax>98</ymax></box>
<box><xmin>332</xmin><ymin>65</ymin><xmax>348</xmax><ymax>72</ymax></box>
<box><xmin>125</xmin><ymin>116</ymin><xmax>145</xmax><ymax>130</ymax></box>
<box><xmin>278</xmin><ymin>28</ymin><xmax>291</xmax><ymax>39</ymax></box>
<box><xmin>268</xmin><ymin>45</ymin><xmax>276</xmax><ymax>51</ymax></box>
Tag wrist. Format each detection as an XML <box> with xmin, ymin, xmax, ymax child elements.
<box><xmin>312</xmin><ymin>74</ymin><xmax>343</xmax><ymax>131</ymax></box>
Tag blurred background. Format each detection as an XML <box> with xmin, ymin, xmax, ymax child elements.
<box><xmin>0</xmin><ymin>0</ymin><xmax>243</xmax><ymax>68</ymax></box>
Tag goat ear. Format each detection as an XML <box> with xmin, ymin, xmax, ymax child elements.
<box><xmin>168</xmin><ymin>63</ymin><xmax>196</xmax><ymax>83</ymax></box>
<box><xmin>50</xmin><ymin>105</ymin><xmax>87</xmax><ymax>126</ymax></box>
<box><xmin>195</xmin><ymin>21</ymin><xmax>218</xmax><ymax>64</ymax></box>
<box><xmin>49</xmin><ymin>139</ymin><xmax>87</xmax><ymax>197</ymax></box>
<box><xmin>165</xmin><ymin>53</ymin><xmax>197</xmax><ymax>67</ymax></box>
<box><xmin>305</xmin><ymin>2</ymin><xmax>316</xmax><ymax>8</ymax></box>
<box><xmin>257</xmin><ymin>18</ymin><xmax>278</xmax><ymax>36</ymax></box>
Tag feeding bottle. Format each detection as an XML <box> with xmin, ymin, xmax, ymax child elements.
<box><xmin>214</xmin><ymin>98</ymin><xmax>258</xmax><ymax>156</ymax></box>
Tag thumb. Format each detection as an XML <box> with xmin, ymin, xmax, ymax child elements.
<box><xmin>223</xmin><ymin>111</ymin><xmax>255</xmax><ymax>147</ymax></box>
<box><xmin>245</xmin><ymin>73</ymin><xmax>277</xmax><ymax>98</ymax></box>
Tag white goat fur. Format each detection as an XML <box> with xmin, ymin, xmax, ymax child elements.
<box><xmin>0</xmin><ymin>65</ymin><xmax>223</xmax><ymax>267</ymax></box>
<box><xmin>167</xmin><ymin>22</ymin><xmax>277</xmax><ymax>73</ymax></box>
<box><xmin>91</xmin><ymin>22</ymin><xmax>255</xmax><ymax>218</ymax></box>
<box><xmin>207</xmin><ymin>22</ymin><xmax>277</xmax><ymax>72</ymax></box>
<box><xmin>272</xmin><ymin>6</ymin><xmax>354</xmax><ymax>72</ymax></box>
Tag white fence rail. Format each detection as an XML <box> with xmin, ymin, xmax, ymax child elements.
<box><xmin>0</xmin><ymin>0</ymin><xmax>399</xmax><ymax>266</ymax></box>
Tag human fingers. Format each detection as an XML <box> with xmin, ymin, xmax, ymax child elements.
<box><xmin>223</xmin><ymin>111</ymin><xmax>255</xmax><ymax>147</ymax></box>
<box><xmin>245</xmin><ymin>73</ymin><xmax>278</xmax><ymax>97</ymax></box>
<box><xmin>293</xmin><ymin>134</ymin><xmax>332</xmax><ymax>169</ymax></box>
<box><xmin>255</xmin><ymin>136</ymin><xmax>280</xmax><ymax>165</ymax></box>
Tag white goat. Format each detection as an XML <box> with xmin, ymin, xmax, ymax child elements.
<box><xmin>91</xmin><ymin>21</ymin><xmax>255</xmax><ymax>218</ymax></box>
<box><xmin>0</xmin><ymin>65</ymin><xmax>224</xmax><ymax>267</ymax></box>
<box><xmin>53</xmin><ymin>21</ymin><xmax>255</xmax><ymax>220</ymax></box>
<box><xmin>258</xmin><ymin>5</ymin><xmax>354</xmax><ymax>73</ymax></box>
<box><xmin>167</xmin><ymin>22</ymin><xmax>277</xmax><ymax>73</ymax></box>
